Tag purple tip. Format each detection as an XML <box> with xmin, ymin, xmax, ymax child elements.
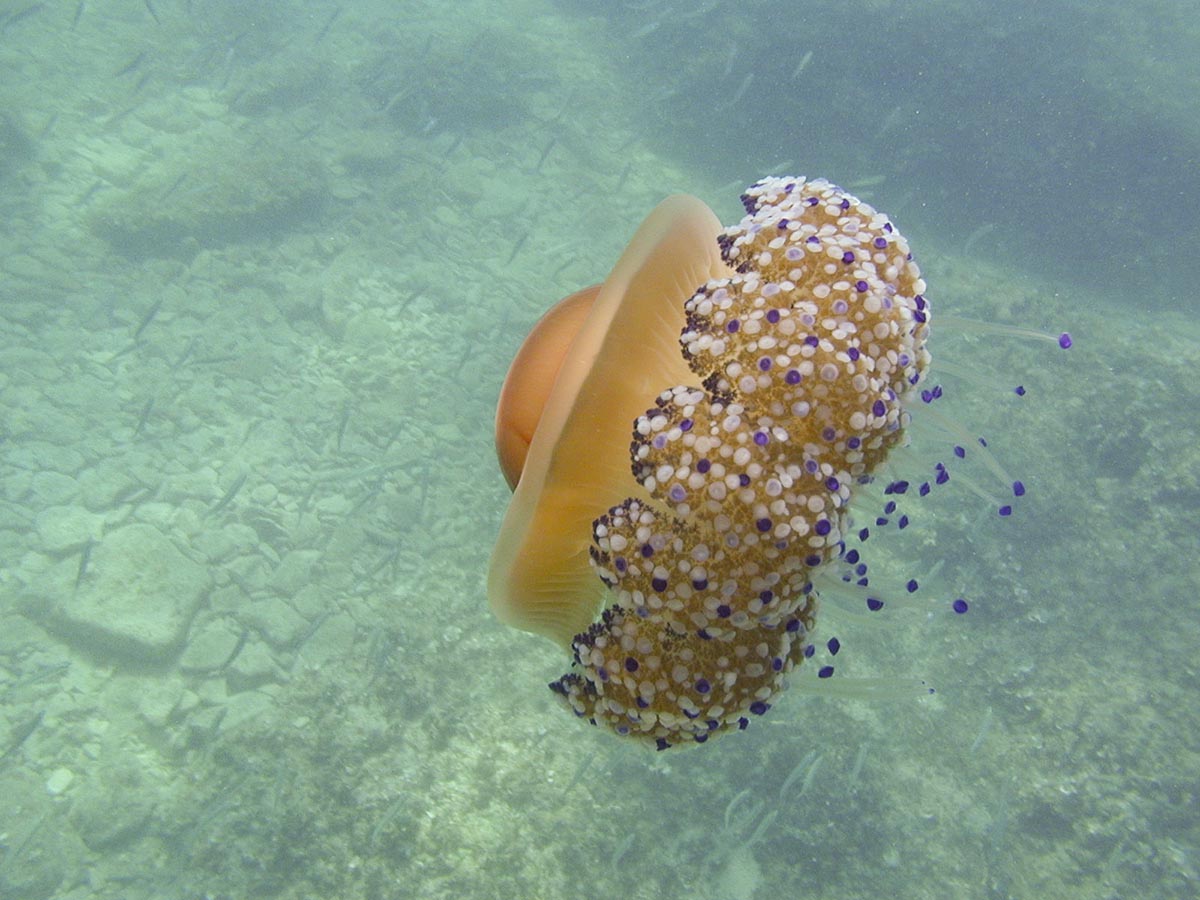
<box><xmin>1012</xmin><ymin>481</ymin><xmax>1025</xmax><ymax>497</ymax></box>
<box><xmin>998</xmin><ymin>505</ymin><xmax>1012</xmax><ymax>517</ymax></box>
<box><xmin>866</xmin><ymin>597</ymin><xmax>884</xmax><ymax>611</ymax></box>
<box><xmin>906</xmin><ymin>579</ymin><xmax>919</xmax><ymax>593</ymax></box>
<box><xmin>827</xmin><ymin>637</ymin><xmax>841</xmax><ymax>655</ymax></box>
<box><xmin>1058</xmin><ymin>332</ymin><xmax>1072</xmax><ymax>349</ymax></box>
<box><xmin>952</xmin><ymin>598</ymin><xmax>969</xmax><ymax>614</ymax></box>
<box><xmin>817</xmin><ymin>666</ymin><xmax>834</xmax><ymax>679</ymax></box>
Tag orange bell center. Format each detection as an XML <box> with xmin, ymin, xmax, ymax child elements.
<box><xmin>494</xmin><ymin>285</ymin><xmax>601</xmax><ymax>490</ymax></box>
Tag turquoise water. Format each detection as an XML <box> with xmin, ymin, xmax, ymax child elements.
<box><xmin>0</xmin><ymin>1</ymin><xmax>1196</xmax><ymax>898</ymax></box>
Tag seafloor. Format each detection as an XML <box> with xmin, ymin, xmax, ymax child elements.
<box><xmin>1</xmin><ymin>2</ymin><xmax>1197</xmax><ymax>899</ymax></box>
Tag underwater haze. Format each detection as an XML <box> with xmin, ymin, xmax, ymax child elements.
<box><xmin>1</xmin><ymin>1</ymin><xmax>1197</xmax><ymax>898</ymax></box>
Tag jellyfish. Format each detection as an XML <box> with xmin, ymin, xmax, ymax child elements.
<box><xmin>490</xmin><ymin>177</ymin><xmax>933</xmax><ymax>749</ymax></box>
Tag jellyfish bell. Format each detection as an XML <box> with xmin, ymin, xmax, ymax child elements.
<box><xmin>494</xmin><ymin>283</ymin><xmax>600</xmax><ymax>492</ymax></box>
<box><xmin>489</xmin><ymin>194</ymin><xmax>726</xmax><ymax>648</ymax></box>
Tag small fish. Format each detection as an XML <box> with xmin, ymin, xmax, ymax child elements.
<box><xmin>629</xmin><ymin>20</ymin><xmax>659</xmax><ymax>40</ymax></box>
<box><xmin>614</xmin><ymin>160</ymin><xmax>633</xmax><ymax>192</ymax></box>
<box><xmin>0</xmin><ymin>710</ymin><xmax>44</xmax><ymax>765</ymax></box>
<box><xmin>104</xmin><ymin>103</ymin><xmax>141</xmax><ymax>128</ymax></box>
<box><xmin>133</xmin><ymin>396</ymin><xmax>155</xmax><ymax>437</ymax></box>
<box><xmin>218</xmin><ymin>46</ymin><xmax>237</xmax><ymax>90</ymax></box>
<box><xmin>114</xmin><ymin>51</ymin><xmax>146</xmax><ymax>78</ymax></box>
<box><xmin>505</xmin><ymin>230</ymin><xmax>529</xmax><ymax>266</ymax></box>
<box><xmin>173</xmin><ymin>336</ymin><xmax>198</xmax><ymax>369</ymax></box>
<box><xmin>113</xmin><ymin>482</ymin><xmax>155</xmax><ymax>505</ymax></box>
<box><xmin>790</xmin><ymin>49</ymin><xmax>814</xmax><ymax>80</ymax></box>
<box><xmin>444</xmin><ymin>132</ymin><xmax>465</xmax><ymax>156</ymax></box>
<box><xmin>721</xmin><ymin>44</ymin><xmax>739</xmax><ymax>79</ymax></box>
<box><xmin>382</xmin><ymin>86</ymin><xmax>413</xmax><ymax>113</ymax></box>
<box><xmin>0</xmin><ymin>3</ymin><xmax>46</xmax><ymax>34</ymax></box>
<box><xmin>296</xmin><ymin>480</ymin><xmax>319</xmax><ymax>513</ymax></box>
<box><xmin>159</xmin><ymin>171</ymin><xmax>188</xmax><ymax>201</ymax></box>
<box><xmin>296</xmin><ymin>610</ymin><xmax>332</xmax><ymax>649</ymax></box>
<box><xmin>723</xmin><ymin>72</ymin><xmax>754</xmax><ymax>109</ymax></box>
<box><xmin>3</xmin><ymin>663</ymin><xmax>70</xmax><ymax>698</ymax></box>
<box><xmin>74</xmin><ymin>538</ymin><xmax>94</xmax><ymax>591</ymax></box>
<box><xmin>78</xmin><ymin>180</ymin><xmax>106</xmax><ymax>205</ymax></box>
<box><xmin>290</xmin><ymin>611</ymin><xmax>333</xmax><ymax>670</ymax></box>
<box><xmin>335</xmin><ymin>401</ymin><xmax>351</xmax><ymax>452</ymax></box>
<box><xmin>380</xmin><ymin>421</ymin><xmax>405</xmax><ymax>453</ymax></box>
<box><xmin>217</xmin><ymin>629</ymin><xmax>248</xmax><ymax>671</ymax></box>
<box><xmin>313</xmin><ymin>6</ymin><xmax>340</xmax><ymax>43</ymax></box>
<box><xmin>209</xmin><ymin>472</ymin><xmax>247</xmax><ymax>515</ymax></box>
<box><xmin>534</xmin><ymin>137</ymin><xmax>556</xmax><ymax>173</ymax></box>
<box><xmin>132</xmin><ymin>295</ymin><xmax>164</xmax><ymax>341</ymax></box>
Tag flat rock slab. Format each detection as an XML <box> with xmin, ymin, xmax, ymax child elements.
<box><xmin>51</xmin><ymin>523</ymin><xmax>210</xmax><ymax>663</ymax></box>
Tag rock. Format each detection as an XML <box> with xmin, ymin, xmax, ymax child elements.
<box><xmin>173</xmin><ymin>690</ymin><xmax>201</xmax><ymax>721</ymax></box>
<box><xmin>344</xmin><ymin>309</ymin><xmax>391</xmax><ymax>348</ymax></box>
<box><xmin>192</xmin><ymin>522</ymin><xmax>259</xmax><ymax>563</ymax></box>
<box><xmin>179</xmin><ymin>618</ymin><xmax>243</xmax><ymax>674</ymax></box>
<box><xmin>44</xmin><ymin>768</ymin><xmax>74</xmax><ymax>796</ymax></box>
<box><xmin>7</xmin><ymin>440</ymin><xmax>85</xmax><ymax>474</ymax></box>
<box><xmin>70</xmin><ymin>781</ymin><xmax>152</xmax><ymax>851</ymax></box>
<box><xmin>295</xmin><ymin>612</ymin><xmax>356</xmax><ymax>668</ymax></box>
<box><xmin>77</xmin><ymin>464</ymin><xmax>152</xmax><ymax>512</ymax></box>
<box><xmin>30</xmin><ymin>471</ymin><xmax>80</xmax><ymax>506</ymax></box>
<box><xmin>225</xmin><ymin>640</ymin><xmax>284</xmax><ymax>693</ymax></box>
<box><xmin>221</xmin><ymin>690</ymin><xmax>275</xmax><ymax>732</ymax></box>
<box><xmin>290</xmin><ymin>584</ymin><xmax>327</xmax><ymax>619</ymax></box>
<box><xmin>0</xmin><ymin>771</ymin><xmax>69</xmax><ymax>900</ymax></box>
<box><xmin>185</xmin><ymin>705</ymin><xmax>226</xmax><ymax>747</ymax></box>
<box><xmin>34</xmin><ymin>505</ymin><xmax>103</xmax><ymax>554</ymax></box>
<box><xmin>137</xmin><ymin>680</ymin><xmax>184</xmax><ymax>728</ymax></box>
<box><xmin>268</xmin><ymin>549</ymin><xmax>321</xmax><ymax>596</ymax></box>
<box><xmin>237</xmin><ymin>597</ymin><xmax>308</xmax><ymax>649</ymax></box>
<box><xmin>48</xmin><ymin>523</ymin><xmax>210</xmax><ymax>663</ymax></box>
